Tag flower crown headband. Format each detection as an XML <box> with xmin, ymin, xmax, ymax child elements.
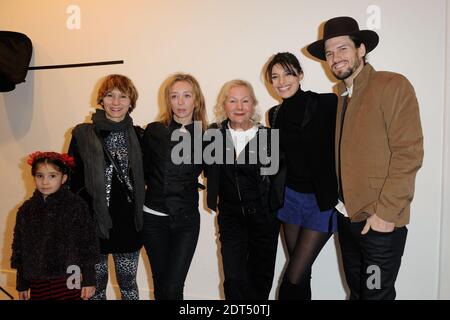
<box><xmin>27</xmin><ymin>151</ymin><xmax>75</xmax><ymax>168</ymax></box>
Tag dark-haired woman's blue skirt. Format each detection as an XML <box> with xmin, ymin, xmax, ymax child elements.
<box><xmin>277</xmin><ymin>187</ymin><xmax>337</xmax><ymax>233</ymax></box>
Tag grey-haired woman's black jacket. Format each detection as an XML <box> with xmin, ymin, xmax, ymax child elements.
<box><xmin>206</xmin><ymin>120</ymin><xmax>285</xmax><ymax>216</ymax></box>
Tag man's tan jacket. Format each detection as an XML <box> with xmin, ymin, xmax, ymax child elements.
<box><xmin>336</xmin><ymin>63</ymin><xmax>424</xmax><ymax>227</ymax></box>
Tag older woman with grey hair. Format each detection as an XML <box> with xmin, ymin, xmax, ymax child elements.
<box><xmin>206</xmin><ymin>79</ymin><xmax>282</xmax><ymax>300</ymax></box>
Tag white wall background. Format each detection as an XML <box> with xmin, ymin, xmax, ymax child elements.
<box><xmin>0</xmin><ymin>0</ymin><xmax>448</xmax><ymax>299</ymax></box>
<box><xmin>439</xmin><ymin>0</ymin><xmax>450</xmax><ymax>300</ymax></box>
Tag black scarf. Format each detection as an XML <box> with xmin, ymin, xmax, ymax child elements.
<box><xmin>71</xmin><ymin>109</ymin><xmax>145</xmax><ymax>239</ymax></box>
<box><xmin>92</xmin><ymin>108</ymin><xmax>133</xmax><ymax>132</ymax></box>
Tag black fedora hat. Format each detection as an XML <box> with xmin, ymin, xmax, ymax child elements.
<box><xmin>307</xmin><ymin>16</ymin><xmax>379</xmax><ymax>61</ymax></box>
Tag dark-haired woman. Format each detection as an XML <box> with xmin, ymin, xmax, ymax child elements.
<box><xmin>266</xmin><ymin>52</ymin><xmax>338</xmax><ymax>300</ymax></box>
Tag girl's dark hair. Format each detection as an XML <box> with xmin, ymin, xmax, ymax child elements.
<box><xmin>265</xmin><ymin>52</ymin><xmax>303</xmax><ymax>83</ymax></box>
<box><xmin>27</xmin><ymin>152</ymin><xmax>74</xmax><ymax>176</ymax></box>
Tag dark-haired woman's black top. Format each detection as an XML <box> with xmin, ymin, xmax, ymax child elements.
<box><xmin>268</xmin><ymin>89</ymin><xmax>338</xmax><ymax>211</ymax></box>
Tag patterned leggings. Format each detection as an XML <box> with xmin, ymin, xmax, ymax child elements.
<box><xmin>91</xmin><ymin>251</ymin><xmax>140</xmax><ymax>300</ymax></box>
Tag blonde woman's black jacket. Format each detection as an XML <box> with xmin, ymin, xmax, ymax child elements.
<box><xmin>143</xmin><ymin>120</ymin><xmax>204</xmax><ymax>216</ymax></box>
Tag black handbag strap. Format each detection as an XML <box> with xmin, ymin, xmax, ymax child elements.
<box><xmin>94</xmin><ymin>130</ymin><xmax>134</xmax><ymax>202</ymax></box>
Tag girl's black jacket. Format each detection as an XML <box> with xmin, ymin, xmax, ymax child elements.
<box><xmin>10</xmin><ymin>187</ymin><xmax>99</xmax><ymax>291</ymax></box>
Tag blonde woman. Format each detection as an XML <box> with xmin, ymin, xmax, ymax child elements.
<box><xmin>142</xmin><ymin>73</ymin><xmax>207</xmax><ymax>300</ymax></box>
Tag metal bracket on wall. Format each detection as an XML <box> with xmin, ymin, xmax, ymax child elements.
<box><xmin>28</xmin><ymin>60</ymin><xmax>124</xmax><ymax>70</ymax></box>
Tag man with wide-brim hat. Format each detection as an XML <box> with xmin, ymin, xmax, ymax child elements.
<box><xmin>306</xmin><ymin>16</ymin><xmax>424</xmax><ymax>300</ymax></box>
<box><xmin>306</xmin><ymin>16</ymin><xmax>379</xmax><ymax>61</ymax></box>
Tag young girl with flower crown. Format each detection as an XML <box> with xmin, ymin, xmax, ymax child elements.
<box><xmin>10</xmin><ymin>151</ymin><xmax>99</xmax><ymax>300</ymax></box>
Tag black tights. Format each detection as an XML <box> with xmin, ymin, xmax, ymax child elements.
<box><xmin>279</xmin><ymin>223</ymin><xmax>331</xmax><ymax>300</ymax></box>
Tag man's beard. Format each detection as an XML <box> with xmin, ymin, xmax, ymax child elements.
<box><xmin>332</xmin><ymin>63</ymin><xmax>357</xmax><ymax>80</ymax></box>
<box><xmin>333</xmin><ymin>68</ymin><xmax>353</xmax><ymax>80</ymax></box>
<box><xmin>332</xmin><ymin>59</ymin><xmax>361</xmax><ymax>80</ymax></box>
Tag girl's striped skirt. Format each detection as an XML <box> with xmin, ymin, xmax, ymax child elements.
<box><xmin>29</xmin><ymin>277</ymin><xmax>82</xmax><ymax>300</ymax></box>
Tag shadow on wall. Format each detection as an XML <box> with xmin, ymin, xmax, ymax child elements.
<box><xmin>0</xmin><ymin>67</ymin><xmax>35</xmax><ymax>145</ymax></box>
<box><xmin>61</xmin><ymin>74</ymin><xmax>105</xmax><ymax>153</ymax></box>
<box><xmin>0</xmin><ymin>155</ymin><xmax>36</xmax><ymax>293</ymax></box>
<box><xmin>300</xmin><ymin>20</ymin><xmax>339</xmax><ymax>86</ymax></box>
<box><xmin>260</xmin><ymin>54</ymin><xmax>282</xmax><ymax>107</ymax></box>
<box><xmin>62</xmin><ymin>111</ymin><xmax>92</xmax><ymax>155</ymax></box>
<box><xmin>1</xmin><ymin>203</ymin><xmax>22</xmax><ymax>293</ymax></box>
<box><xmin>0</xmin><ymin>58</ymin><xmax>34</xmax><ymax>296</ymax></box>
